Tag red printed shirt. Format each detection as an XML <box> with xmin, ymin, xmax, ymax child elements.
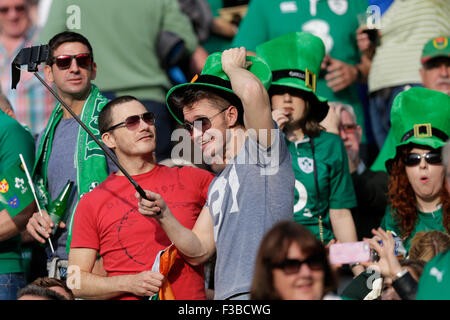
<box><xmin>71</xmin><ymin>164</ymin><xmax>214</xmax><ymax>300</ymax></box>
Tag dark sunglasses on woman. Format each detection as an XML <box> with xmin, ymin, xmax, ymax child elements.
<box><xmin>105</xmin><ymin>112</ymin><xmax>155</xmax><ymax>132</ymax></box>
<box><xmin>404</xmin><ymin>151</ymin><xmax>442</xmax><ymax>167</ymax></box>
<box><xmin>52</xmin><ymin>53</ymin><xmax>93</xmax><ymax>70</ymax></box>
<box><xmin>273</xmin><ymin>254</ymin><xmax>324</xmax><ymax>275</ymax></box>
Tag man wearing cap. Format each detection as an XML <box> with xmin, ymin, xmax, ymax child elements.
<box><xmin>138</xmin><ymin>47</ymin><xmax>295</xmax><ymax>300</ymax></box>
<box><xmin>256</xmin><ymin>32</ymin><xmax>362</xmax><ymax>276</ymax></box>
<box><xmin>371</xmin><ymin>36</ymin><xmax>450</xmax><ymax>173</ymax></box>
<box><xmin>419</xmin><ymin>36</ymin><xmax>450</xmax><ymax>95</ymax></box>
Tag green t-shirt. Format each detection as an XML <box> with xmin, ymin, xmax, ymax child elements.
<box><xmin>232</xmin><ymin>0</ymin><xmax>368</xmax><ymax>142</ymax></box>
<box><xmin>416</xmin><ymin>249</ymin><xmax>450</xmax><ymax>300</ymax></box>
<box><xmin>39</xmin><ymin>0</ymin><xmax>198</xmax><ymax>103</ymax></box>
<box><xmin>0</xmin><ymin>110</ymin><xmax>35</xmax><ymax>274</ymax></box>
<box><xmin>287</xmin><ymin>131</ymin><xmax>357</xmax><ymax>243</ymax></box>
<box><xmin>202</xmin><ymin>0</ymin><xmax>234</xmax><ymax>54</ymax></box>
<box><xmin>380</xmin><ymin>205</ymin><xmax>446</xmax><ymax>253</ymax></box>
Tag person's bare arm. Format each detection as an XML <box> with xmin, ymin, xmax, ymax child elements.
<box><xmin>68</xmin><ymin>248</ymin><xmax>164</xmax><ymax>300</ymax></box>
<box><xmin>0</xmin><ymin>201</ymin><xmax>36</xmax><ymax>241</ymax></box>
<box><xmin>137</xmin><ymin>190</ymin><xmax>215</xmax><ymax>266</ymax></box>
<box><xmin>221</xmin><ymin>47</ymin><xmax>274</xmax><ymax>147</ymax></box>
<box><xmin>330</xmin><ymin>208</ymin><xmax>364</xmax><ymax>276</ymax></box>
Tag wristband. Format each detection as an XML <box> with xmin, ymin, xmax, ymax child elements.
<box><xmin>393</xmin><ymin>269</ymin><xmax>408</xmax><ymax>281</ymax></box>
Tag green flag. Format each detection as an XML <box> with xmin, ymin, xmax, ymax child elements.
<box><xmin>0</xmin><ymin>158</ymin><xmax>34</xmax><ymax>217</ymax></box>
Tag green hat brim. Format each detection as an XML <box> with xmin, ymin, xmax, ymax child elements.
<box><xmin>166</xmin><ymin>82</ymin><xmax>242</xmax><ymax>125</ymax></box>
<box><xmin>166</xmin><ymin>54</ymin><xmax>272</xmax><ymax>125</ymax></box>
<box><xmin>384</xmin><ymin>136</ymin><xmax>447</xmax><ymax>173</ymax></box>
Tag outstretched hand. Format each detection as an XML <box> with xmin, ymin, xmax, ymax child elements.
<box><xmin>136</xmin><ymin>190</ymin><xmax>168</xmax><ymax>217</ymax></box>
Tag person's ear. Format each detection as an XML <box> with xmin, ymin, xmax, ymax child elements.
<box><xmin>102</xmin><ymin>132</ymin><xmax>116</xmax><ymax>150</ymax></box>
<box><xmin>225</xmin><ymin>105</ymin><xmax>238</xmax><ymax>127</ymax></box>
<box><xmin>90</xmin><ymin>61</ymin><xmax>97</xmax><ymax>81</ymax></box>
<box><xmin>44</xmin><ymin>65</ymin><xmax>54</xmax><ymax>83</ymax></box>
<box><xmin>357</xmin><ymin>125</ymin><xmax>362</xmax><ymax>144</ymax></box>
<box><xmin>419</xmin><ymin>67</ymin><xmax>425</xmax><ymax>83</ymax></box>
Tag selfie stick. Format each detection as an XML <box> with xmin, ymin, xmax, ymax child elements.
<box><xmin>11</xmin><ymin>46</ymin><xmax>149</xmax><ymax>201</ymax></box>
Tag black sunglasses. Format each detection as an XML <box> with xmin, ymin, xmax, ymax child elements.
<box><xmin>0</xmin><ymin>5</ymin><xmax>26</xmax><ymax>14</ymax></box>
<box><xmin>273</xmin><ymin>255</ymin><xmax>324</xmax><ymax>275</ymax></box>
<box><xmin>52</xmin><ymin>53</ymin><xmax>93</xmax><ymax>70</ymax></box>
<box><xmin>404</xmin><ymin>152</ymin><xmax>442</xmax><ymax>167</ymax></box>
<box><xmin>183</xmin><ymin>108</ymin><xmax>227</xmax><ymax>135</ymax></box>
<box><xmin>105</xmin><ymin>112</ymin><xmax>155</xmax><ymax>133</ymax></box>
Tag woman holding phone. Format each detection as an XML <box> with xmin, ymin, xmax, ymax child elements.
<box><xmin>380</xmin><ymin>87</ymin><xmax>450</xmax><ymax>253</ymax></box>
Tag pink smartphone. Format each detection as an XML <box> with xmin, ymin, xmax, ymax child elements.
<box><xmin>329</xmin><ymin>241</ymin><xmax>371</xmax><ymax>265</ymax></box>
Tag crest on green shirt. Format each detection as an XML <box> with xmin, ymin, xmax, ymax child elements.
<box><xmin>0</xmin><ymin>158</ymin><xmax>33</xmax><ymax>217</ymax></box>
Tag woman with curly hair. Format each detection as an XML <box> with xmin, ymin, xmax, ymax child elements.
<box><xmin>380</xmin><ymin>87</ymin><xmax>450</xmax><ymax>253</ymax></box>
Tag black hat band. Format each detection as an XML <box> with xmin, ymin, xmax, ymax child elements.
<box><xmin>401</xmin><ymin>124</ymin><xmax>448</xmax><ymax>142</ymax></box>
<box><xmin>271</xmin><ymin>69</ymin><xmax>316</xmax><ymax>92</ymax></box>
<box><xmin>196</xmin><ymin>75</ymin><xmax>232</xmax><ymax>90</ymax></box>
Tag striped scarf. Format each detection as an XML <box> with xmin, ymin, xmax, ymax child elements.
<box><xmin>32</xmin><ymin>84</ymin><xmax>109</xmax><ymax>254</ymax></box>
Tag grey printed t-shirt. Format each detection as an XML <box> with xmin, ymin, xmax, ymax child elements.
<box><xmin>207</xmin><ymin>128</ymin><xmax>295</xmax><ymax>300</ymax></box>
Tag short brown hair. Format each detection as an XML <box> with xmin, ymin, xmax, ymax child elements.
<box><xmin>31</xmin><ymin>277</ymin><xmax>75</xmax><ymax>300</ymax></box>
<box><xmin>409</xmin><ymin>230</ymin><xmax>450</xmax><ymax>262</ymax></box>
<box><xmin>168</xmin><ymin>87</ymin><xmax>244</xmax><ymax>126</ymax></box>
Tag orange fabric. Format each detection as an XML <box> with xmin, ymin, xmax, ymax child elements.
<box><xmin>158</xmin><ymin>245</ymin><xmax>178</xmax><ymax>300</ymax></box>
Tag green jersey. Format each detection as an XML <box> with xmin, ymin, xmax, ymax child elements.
<box><xmin>416</xmin><ymin>249</ymin><xmax>450</xmax><ymax>300</ymax></box>
<box><xmin>287</xmin><ymin>131</ymin><xmax>357</xmax><ymax>243</ymax></box>
<box><xmin>380</xmin><ymin>206</ymin><xmax>446</xmax><ymax>253</ymax></box>
<box><xmin>0</xmin><ymin>110</ymin><xmax>35</xmax><ymax>274</ymax></box>
<box><xmin>233</xmin><ymin>0</ymin><xmax>369</xmax><ymax>142</ymax></box>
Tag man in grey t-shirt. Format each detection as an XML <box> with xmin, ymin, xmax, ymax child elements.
<box><xmin>137</xmin><ymin>48</ymin><xmax>295</xmax><ymax>299</ymax></box>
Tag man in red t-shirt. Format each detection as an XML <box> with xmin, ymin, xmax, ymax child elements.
<box><xmin>67</xmin><ymin>96</ymin><xmax>214</xmax><ymax>300</ymax></box>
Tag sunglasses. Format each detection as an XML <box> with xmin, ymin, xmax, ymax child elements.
<box><xmin>339</xmin><ymin>124</ymin><xmax>357</xmax><ymax>134</ymax></box>
<box><xmin>0</xmin><ymin>5</ymin><xmax>26</xmax><ymax>14</ymax></box>
<box><xmin>52</xmin><ymin>53</ymin><xmax>93</xmax><ymax>70</ymax></box>
<box><xmin>183</xmin><ymin>108</ymin><xmax>228</xmax><ymax>135</ymax></box>
<box><xmin>273</xmin><ymin>255</ymin><xmax>324</xmax><ymax>275</ymax></box>
<box><xmin>404</xmin><ymin>152</ymin><xmax>442</xmax><ymax>167</ymax></box>
<box><xmin>105</xmin><ymin>112</ymin><xmax>155</xmax><ymax>133</ymax></box>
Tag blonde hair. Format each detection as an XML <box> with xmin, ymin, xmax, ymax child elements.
<box><xmin>409</xmin><ymin>230</ymin><xmax>450</xmax><ymax>262</ymax></box>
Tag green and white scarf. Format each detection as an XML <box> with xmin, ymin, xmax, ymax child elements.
<box><xmin>32</xmin><ymin>84</ymin><xmax>109</xmax><ymax>254</ymax></box>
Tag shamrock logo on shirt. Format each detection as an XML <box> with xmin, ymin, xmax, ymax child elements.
<box><xmin>298</xmin><ymin>157</ymin><xmax>314</xmax><ymax>174</ymax></box>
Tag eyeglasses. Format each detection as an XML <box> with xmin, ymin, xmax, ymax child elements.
<box><xmin>339</xmin><ymin>124</ymin><xmax>357</xmax><ymax>134</ymax></box>
<box><xmin>183</xmin><ymin>108</ymin><xmax>228</xmax><ymax>135</ymax></box>
<box><xmin>404</xmin><ymin>152</ymin><xmax>442</xmax><ymax>167</ymax></box>
<box><xmin>273</xmin><ymin>255</ymin><xmax>324</xmax><ymax>275</ymax></box>
<box><xmin>0</xmin><ymin>5</ymin><xmax>26</xmax><ymax>14</ymax></box>
<box><xmin>52</xmin><ymin>53</ymin><xmax>93</xmax><ymax>70</ymax></box>
<box><xmin>105</xmin><ymin>112</ymin><xmax>155</xmax><ymax>132</ymax></box>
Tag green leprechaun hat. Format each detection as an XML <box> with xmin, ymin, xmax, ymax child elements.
<box><xmin>384</xmin><ymin>87</ymin><xmax>450</xmax><ymax>172</ymax></box>
<box><xmin>421</xmin><ymin>36</ymin><xmax>450</xmax><ymax>64</ymax></box>
<box><xmin>166</xmin><ymin>51</ymin><xmax>272</xmax><ymax>125</ymax></box>
<box><xmin>256</xmin><ymin>32</ymin><xmax>329</xmax><ymax>122</ymax></box>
